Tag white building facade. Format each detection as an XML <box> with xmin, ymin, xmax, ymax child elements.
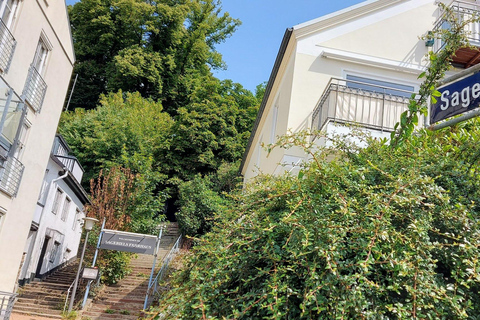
<box><xmin>241</xmin><ymin>0</ymin><xmax>475</xmax><ymax>180</ymax></box>
<box><xmin>18</xmin><ymin>135</ymin><xmax>89</xmax><ymax>285</ymax></box>
<box><xmin>0</xmin><ymin>1</ymin><xmax>75</xmax><ymax>293</ymax></box>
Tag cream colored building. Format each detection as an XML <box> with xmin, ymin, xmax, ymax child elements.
<box><xmin>241</xmin><ymin>0</ymin><xmax>476</xmax><ymax>181</ymax></box>
<box><xmin>0</xmin><ymin>0</ymin><xmax>75</xmax><ymax>293</ymax></box>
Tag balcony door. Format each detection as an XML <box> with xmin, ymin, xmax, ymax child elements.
<box><xmin>0</xmin><ymin>0</ymin><xmax>18</xmax><ymax>29</ymax></box>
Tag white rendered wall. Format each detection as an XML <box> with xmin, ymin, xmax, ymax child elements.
<box><xmin>0</xmin><ymin>1</ymin><xmax>74</xmax><ymax>292</ymax></box>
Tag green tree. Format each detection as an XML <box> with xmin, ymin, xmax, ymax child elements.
<box><xmin>167</xmin><ymin>77</ymin><xmax>258</xmax><ymax>181</ymax></box>
<box><xmin>59</xmin><ymin>91</ymin><xmax>172</xmax><ymax>196</ymax></box>
<box><xmin>67</xmin><ymin>0</ymin><xmax>240</xmax><ymax>112</ymax></box>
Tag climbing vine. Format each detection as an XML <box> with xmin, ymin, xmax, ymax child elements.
<box><xmin>391</xmin><ymin>3</ymin><xmax>480</xmax><ymax>146</ymax></box>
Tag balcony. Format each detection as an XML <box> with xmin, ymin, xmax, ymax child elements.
<box><xmin>0</xmin><ymin>155</ymin><xmax>24</xmax><ymax>197</ymax></box>
<box><xmin>312</xmin><ymin>78</ymin><xmax>414</xmax><ymax>133</ymax></box>
<box><xmin>0</xmin><ymin>19</ymin><xmax>16</xmax><ymax>74</ymax></box>
<box><xmin>23</xmin><ymin>64</ymin><xmax>47</xmax><ymax>113</ymax></box>
<box><xmin>0</xmin><ymin>76</ymin><xmax>25</xmax><ymax>156</ymax></box>
<box><xmin>54</xmin><ymin>154</ymin><xmax>84</xmax><ymax>183</ymax></box>
<box><xmin>433</xmin><ymin>0</ymin><xmax>480</xmax><ymax>68</ymax></box>
<box><xmin>0</xmin><ymin>290</ymin><xmax>17</xmax><ymax>319</ymax></box>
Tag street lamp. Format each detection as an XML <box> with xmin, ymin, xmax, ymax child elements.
<box><xmin>68</xmin><ymin>217</ymin><xmax>98</xmax><ymax>313</ymax></box>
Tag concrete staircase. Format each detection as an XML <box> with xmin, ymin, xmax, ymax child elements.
<box><xmin>12</xmin><ymin>261</ymin><xmax>81</xmax><ymax>319</ymax></box>
<box><xmin>80</xmin><ymin>223</ymin><xmax>180</xmax><ymax>320</ymax></box>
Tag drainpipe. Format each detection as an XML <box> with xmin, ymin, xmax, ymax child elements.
<box><xmin>22</xmin><ymin>168</ymin><xmax>69</xmax><ymax>282</ymax></box>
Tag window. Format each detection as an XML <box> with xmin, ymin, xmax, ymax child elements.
<box><xmin>52</xmin><ymin>188</ymin><xmax>63</xmax><ymax>214</ymax></box>
<box><xmin>346</xmin><ymin>75</ymin><xmax>414</xmax><ymax>98</ymax></box>
<box><xmin>24</xmin><ymin>34</ymin><xmax>51</xmax><ymax>112</ymax></box>
<box><xmin>49</xmin><ymin>241</ymin><xmax>60</xmax><ymax>263</ymax></box>
<box><xmin>37</xmin><ymin>169</ymin><xmax>48</xmax><ymax>205</ymax></box>
<box><xmin>33</xmin><ymin>40</ymin><xmax>48</xmax><ymax>75</ymax></box>
<box><xmin>270</xmin><ymin>104</ymin><xmax>278</xmax><ymax>144</ymax></box>
<box><xmin>0</xmin><ymin>0</ymin><xmax>19</xmax><ymax>29</ymax></box>
<box><xmin>72</xmin><ymin>208</ymin><xmax>80</xmax><ymax>231</ymax></box>
<box><xmin>60</xmin><ymin>197</ymin><xmax>70</xmax><ymax>221</ymax></box>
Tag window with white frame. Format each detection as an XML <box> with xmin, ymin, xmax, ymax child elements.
<box><xmin>49</xmin><ymin>241</ymin><xmax>60</xmax><ymax>263</ymax></box>
<box><xmin>0</xmin><ymin>0</ymin><xmax>19</xmax><ymax>29</ymax></box>
<box><xmin>72</xmin><ymin>208</ymin><xmax>80</xmax><ymax>231</ymax></box>
<box><xmin>52</xmin><ymin>188</ymin><xmax>63</xmax><ymax>214</ymax></box>
<box><xmin>33</xmin><ymin>40</ymin><xmax>49</xmax><ymax>75</ymax></box>
<box><xmin>60</xmin><ymin>197</ymin><xmax>70</xmax><ymax>221</ymax></box>
<box><xmin>37</xmin><ymin>169</ymin><xmax>49</xmax><ymax>205</ymax></box>
<box><xmin>0</xmin><ymin>211</ymin><xmax>4</xmax><ymax>233</ymax></box>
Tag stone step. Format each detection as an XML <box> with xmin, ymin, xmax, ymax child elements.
<box><xmin>12</xmin><ymin>304</ymin><xmax>63</xmax><ymax>317</ymax></box>
<box><xmin>80</xmin><ymin>223</ymin><xmax>181</xmax><ymax>319</ymax></box>
<box><xmin>16</xmin><ymin>297</ymin><xmax>64</xmax><ymax>306</ymax></box>
<box><xmin>81</xmin><ymin>311</ymin><xmax>141</xmax><ymax>320</ymax></box>
<box><xmin>12</xmin><ymin>311</ymin><xmax>63</xmax><ymax>319</ymax></box>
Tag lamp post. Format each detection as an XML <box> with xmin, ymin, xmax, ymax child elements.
<box><xmin>68</xmin><ymin>217</ymin><xmax>98</xmax><ymax>313</ymax></box>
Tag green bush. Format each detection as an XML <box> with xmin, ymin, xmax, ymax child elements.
<box><xmin>157</xmin><ymin>122</ymin><xmax>480</xmax><ymax>319</ymax></box>
<box><xmin>98</xmin><ymin>250</ymin><xmax>132</xmax><ymax>285</ymax></box>
<box><xmin>176</xmin><ymin>162</ymin><xmax>241</xmax><ymax>237</ymax></box>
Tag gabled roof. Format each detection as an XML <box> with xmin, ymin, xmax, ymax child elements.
<box><xmin>239</xmin><ymin>0</ymin><xmax>420</xmax><ymax>175</ymax></box>
<box><xmin>293</xmin><ymin>0</ymin><xmax>406</xmax><ymax>38</ymax></box>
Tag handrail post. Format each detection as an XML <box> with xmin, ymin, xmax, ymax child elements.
<box><xmin>144</xmin><ymin>226</ymin><xmax>164</xmax><ymax>310</ymax></box>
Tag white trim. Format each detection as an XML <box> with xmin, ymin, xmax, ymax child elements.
<box><xmin>294</xmin><ymin>0</ymin><xmax>433</xmax><ymax>39</ymax></box>
<box><xmin>39</xmin><ymin>30</ymin><xmax>53</xmax><ymax>51</ymax></box>
<box><xmin>320</xmin><ymin>47</ymin><xmax>426</xmax><ymax>74</ymax></box>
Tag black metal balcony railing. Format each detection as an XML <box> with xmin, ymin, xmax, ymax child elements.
<box><xmin>433</xmin><ymin>1</ymin><xmax>480</xmax><ymax>53</ymax></box>
<box><xmin>23</xmin><ymin>64</ymin><xmax>47</xmax><ymax>113</ymax></box>
<box><xmin>0</xmin><ymin>156</ymin><xmax>24</xmax><ymax>197</ymax></box>
<box><xmin>55</xmin><ymin>154</ymin><xmax>85</xmax><ymax>183</ymax></box>
<box><xmin>0</xmin><ymin>290</ymin><xmax>17</xmax><ymax>320</ymax></box>
<box><xmin>312</xmin><ymin>78</ymin><xmax>415</xmax><ymax>133</ymax></box>
<box><xmin>0</xmin><ymin>19</ymin><xmax>16</xmax><ymax>74</ymax></box>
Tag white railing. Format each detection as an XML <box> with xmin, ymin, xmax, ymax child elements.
<box><xmin>0</xmin><ymin>19</ymin><xmax>16</xmax><ymax>74</ymax></box>
<box><xmin>0</xmin><ymin>156</ymin><xmax>24</xmax><ymax>197</ymax></box>
<box><xmin>433</xmin><ymin>0</ymin><xmax>480</xmax><ymax>52</ymax></box>
<box><xmin>0</xmin><ymin>291</ymin><xmax>16</xmax><ymax>320</ymax></box>
<box><xmin>312</xmin><ymin>78</ymin><xmax>415</xmax><ymax>133</ymax></box>
<box><xmin>23</xmin><ymin>64</ymin><xmax>47</xmax><ymax>113</ymax></box>
<box><xmin>63</xmin><ymin>280</ymin><xmax>76</xmax><ymax>313</ymax></box>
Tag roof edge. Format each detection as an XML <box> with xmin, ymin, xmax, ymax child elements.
<box><xmin>293</xmin><ymin>0</ymin><xmax>406</xmax><ymax>38</ymax></box>
<box><xmin>240</xmin><ymin>28</ymin><xmax>294</xmax><ymax>175</ymax></box>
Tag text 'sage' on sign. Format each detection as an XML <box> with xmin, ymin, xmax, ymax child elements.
<box><xmin>430</xmin><ymin>72</ymin><xmax>480</xmax><ymax>124</ymax></box>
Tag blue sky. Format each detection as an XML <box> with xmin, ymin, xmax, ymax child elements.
<box><xmin>66</xmin><ymin>0</ymin><xmax>365</xmax><ymax>92</ymax></box>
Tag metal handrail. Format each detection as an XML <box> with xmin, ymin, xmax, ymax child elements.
<box><xmin>54</xmin><ymin>154</ymin><xmax>85</xmax><ymax>174</ymax></box>
<box><xmin>23</xmin><ymin>64</ymin><xmax>47</xmax><ymax>113</ymax></box>
<box><xmin>0</xmin><ymin>290</ymin><xmax>17</xmax><ymax>320</ymax></box>
<box><xmin>0</xmin><ymin>156</ymin><xmax>24</xmax><ymax>197</ymax></box>
<box><xmin>144</xmin><ymin>235</ymin><xmax>182</xmax><ymax>310</ymax></box>
<box><xmin>63</xmin><ymin>280</ymin><xmax>76</xmax><ymax>313</ymax></box>
<box><xmin>0</xmin><ymin>19</ymin><xmax>16</xmax><ymax>74</ymax></box>
<box><xmin>433</xmin><ymin>0</ymin><xmax>480</xmax><ymax>52</ymax></box>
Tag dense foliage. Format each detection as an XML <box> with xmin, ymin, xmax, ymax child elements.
<box><xmin>156</xmin><ymin>123</ymin><xmax>480</xmax><ymax>319</ymax></box>
<box><xmin>68</xmin><ymin>0</ymin><xmax>240</xmax><ymax>113</ymax></box>
<box><xmin>176</xmin><ymin>162</ymin><xmax>241</xmax><ymax>237</ymax></box>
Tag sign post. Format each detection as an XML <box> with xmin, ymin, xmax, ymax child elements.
<box><xmin>80</xmin><ymin>222</ymin><xmax>164</xmax><ymax>310</ymax></box>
